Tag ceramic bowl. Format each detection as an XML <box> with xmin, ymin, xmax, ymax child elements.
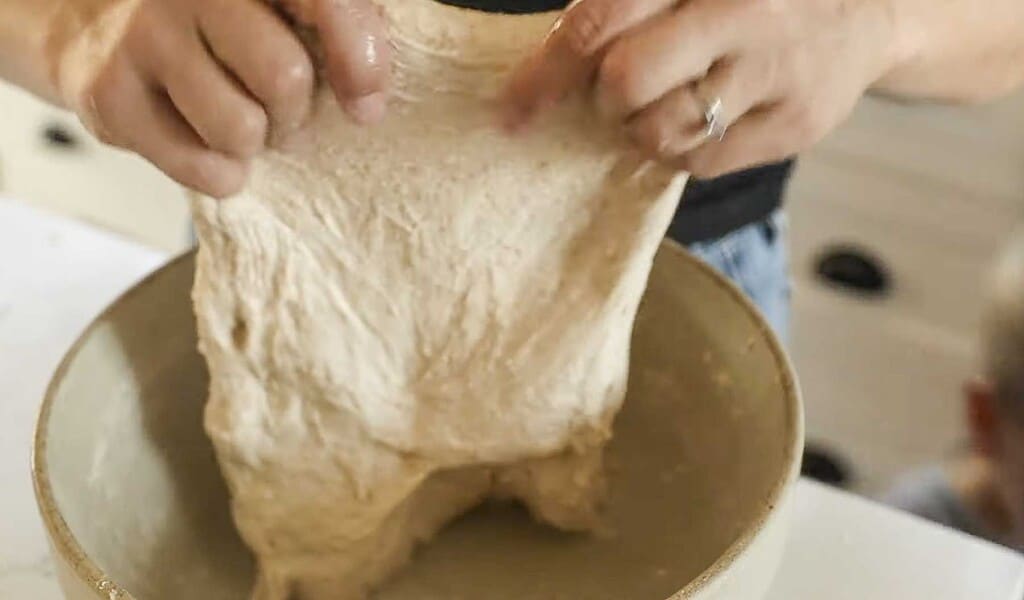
<box><xmin>34</xmin><ymin>242</ymin><xmax>803</xmax><ymax>599</ymax></box>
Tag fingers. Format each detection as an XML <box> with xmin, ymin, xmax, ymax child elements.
<box><xmin>136</xmin><ymin>91</ymin><xmax>249</xmax><ymax>199</ymax></box>
<box><xmin>86</xmin><ymin>54</ymin><xmax>247</xmax><ymax>198</ymax></box>
<box><xmin>674</xmin><ymin>106</ymin><xmax>797</xmax><ymax>178</ymax></box>
<box><xmin>163</xmin><ymin>37</ymin><xmax>268</xmax><ymax>158</ymax></box>
<box><xmin>502</xmin><ymin>0</ymin><xmax>676</xmax><ymax>130</ymax></box>
<box><xmin>560</xmin><ymin>0</ymin><xmax>672</xmax><ymax>57</ymax></box>
<box><xmin>501</xmin><ymin>42</ymin><xmax>594</xmax><ymax>132</ymax></box>
<box><xmin>314</xmin><ymin>0</ymin><xmax>391</xmax><ymax>124</ymax></box>
<box><xmin>626</xmin><ymin>85</ymin><xmax>705</xmax><ymax>160</ymax></box>
<box><xmin>199</xmin><ymin>0</ymin><xmax>315</xmax><ymax>133</ymax></box>
<box><xmin>594</xmin><ymin>1</ymin><xmax>741</xmax><ymax>120</ymax></box>
<box><xmin>627</xmin><ymin>56</ymin><xmax>774</xmax><ymax>160</ymax></box>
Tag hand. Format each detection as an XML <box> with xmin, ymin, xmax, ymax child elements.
<box><xmin>502</xmin><ymin>0</ymin><xmax>899</xmax><ymax>178</ymax></box>
<box><xmin>63</xmin><ymin>0</ymin><xmax>390</xmax><ymax>198</ymax></box>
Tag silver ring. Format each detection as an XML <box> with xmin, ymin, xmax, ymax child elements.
<box><xmin>701</xmin><ymin>95</ymin><xmax>728</xmax><ymax>141</ymax></box>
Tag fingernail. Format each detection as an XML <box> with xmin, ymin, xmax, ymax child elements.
<box><xmin>345</xmin><ymin>91</ymin><xmax>388</xmax><ymax>125</ymax></box>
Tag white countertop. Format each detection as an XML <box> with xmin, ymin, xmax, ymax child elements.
<box><xmin>3</xmin><ymin>196</ymin><xmax>1023</xmax><ymax>599</ymax></box>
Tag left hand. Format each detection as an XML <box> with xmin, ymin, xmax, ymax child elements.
<box><xmin>502</xmin><ymin>0</ymin><xmax>901</xmax><ymax>178</ymax></box>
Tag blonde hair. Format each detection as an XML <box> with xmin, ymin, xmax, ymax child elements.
<box><xmin>983</xmin><ymin>230</ymin><xmax>1024</xmax><ymax>418</ymax></box>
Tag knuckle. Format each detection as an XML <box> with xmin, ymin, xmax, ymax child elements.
<box><xmin>265</xmin><ymin>56</ymin><xmax>314</xmax><ymax>104</ymax></box>
<box><xmin>560</xmin><ymin>1</ymin><xmax>612</xmax><ymax>58</ymax></box>
<box><xmin>128</xmin><ymin>4</ymin><xmax>180</xmax><ymax>70</ymax></box>
<box><xmin>226</xmin><ymin>108</ymin><xmax>268</xmax><ymax>156</ymax></box>
<box><xmin>178</xmin><ymin>155</ymin><xmax>244</xmax><ymax>198</ymax></box>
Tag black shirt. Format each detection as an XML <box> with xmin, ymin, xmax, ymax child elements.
<box><xmin>439</xmin><ymin>0</ymin><xmax>795</xmax><ymax>244</ymax></box>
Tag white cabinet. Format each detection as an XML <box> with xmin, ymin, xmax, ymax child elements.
<box><xmin>788</xmin><ymin>93</ymin><xmax>1024</xmax><ymax>494</ymax></box>
<box><xmin>0</xmin><ymin>82</ymin><xmax>190</xmax><ymax>252</ymax></box>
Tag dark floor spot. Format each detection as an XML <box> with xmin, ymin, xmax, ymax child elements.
<box><xmin>802</xmin><ymin>443</ymin><xmax>853</xmax><ymax>488</ymax></box>
<box><xmin>43</xmin><ymin>123</ymin><xmax>80</xmax><ymax>150</ymax></box>
<box><xmin>815</xmin><ymin>245</ymin><xmax>890</xmax><ymax>297</ymax></box>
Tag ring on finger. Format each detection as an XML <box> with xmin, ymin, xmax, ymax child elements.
<box><xmin>698</xmin><ymin>93</ymin><xmax>728</xmax><ymax>142</ymax></box>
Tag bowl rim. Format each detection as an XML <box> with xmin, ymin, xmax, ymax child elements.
<box><xmin>32</xmin><ymin>242</ymin><xmax>804</xmax><ymax>600</ymax></box>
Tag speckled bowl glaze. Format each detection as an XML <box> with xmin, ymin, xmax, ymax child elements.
<box><xmin>33</xmin><ymin>242</ymin><xmax>803</xmax><ymax>600</ymax></box>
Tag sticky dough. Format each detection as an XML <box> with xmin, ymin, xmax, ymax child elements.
<box><xmin>191</xmin><ymin>2</ymin><xmax>686</xmax><ymax>598</ymax></box>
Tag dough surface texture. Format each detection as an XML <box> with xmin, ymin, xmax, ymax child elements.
<box><xmin>191</xmin><ymin>2</ymin><xmax>687</xmax><ymax>598</ymax></box>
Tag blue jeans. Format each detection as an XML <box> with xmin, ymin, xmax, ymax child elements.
<box><xmin>687</xmin><ymin>211</ymin><xmax>790</xmax><ymax>342</ymax></box>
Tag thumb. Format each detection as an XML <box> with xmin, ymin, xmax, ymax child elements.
<box><xmin>314</xmin><ymin>0</ymin><xmax>391</xmax><ymax>124</ymax></box>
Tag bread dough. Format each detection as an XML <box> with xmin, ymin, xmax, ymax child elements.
<box><xmin>191</xmin><ymin>2</ymin><xmax>686</xmax><ymax>598</ymax></box>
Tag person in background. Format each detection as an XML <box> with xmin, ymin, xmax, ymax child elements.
<box><xmin>886</xmin><ymin>232</ymin><xmax>1024</xmax><ymax>550</ymax></box>
<box><xmin>2</xmin><ymin>0</ymin><xmax>1024</xmax><ymax>341</ymax></box>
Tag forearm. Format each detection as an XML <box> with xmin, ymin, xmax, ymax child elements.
<box><xmin>874</xmin><ymin>0</ymin><xmax>1024</xmax><ymax>103</ymax></box>
<box><xmin>0</xmin><ymin>1</ymin><xmax>68</xmax><ymax>103</ymax></box>
<box><xmin>0</xmin><ymin>0</ymin><xmax>134</xmax><ymax>106</ymax></box>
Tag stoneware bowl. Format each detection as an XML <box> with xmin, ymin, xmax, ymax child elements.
<box><xmin>34</xmin><ymin>243</ymin><xmax>803</xmax><ymax>600</ymax></box>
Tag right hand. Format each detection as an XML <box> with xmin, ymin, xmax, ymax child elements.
<box><xmin>65</xmin><ymin>0</ymin><xmax>391</xmax><ymax>198</ymax></box>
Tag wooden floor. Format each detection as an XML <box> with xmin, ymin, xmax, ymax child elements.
<box><xmin>3</xmin><ymin>81</ymin><xmax>1022</xmax><ymax>497</ymax></box>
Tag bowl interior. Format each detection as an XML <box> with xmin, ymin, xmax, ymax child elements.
<box><xmin>36</xmin><ymin>245</ymin><xmax>800</xmax><ymax>600</ymax></box>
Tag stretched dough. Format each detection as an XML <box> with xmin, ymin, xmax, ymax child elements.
<box><xmin>191</xmin><ymin>2</ymin><xmax>686</xmax><ymax>598</ymax></box>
